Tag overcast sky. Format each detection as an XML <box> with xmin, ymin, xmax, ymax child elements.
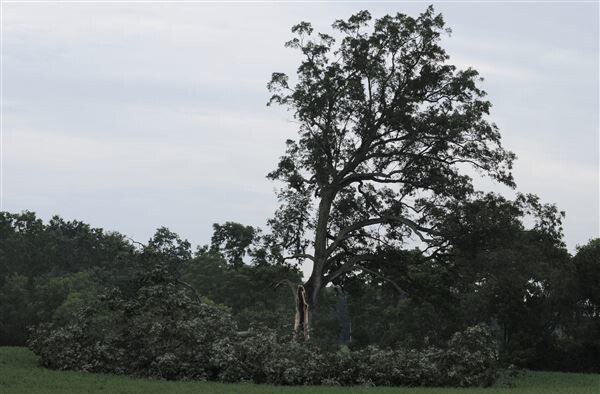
<box><xmin>2</xmin><ymin>1</ymin><xmax>598</xmax><ymax>256</ymax></box>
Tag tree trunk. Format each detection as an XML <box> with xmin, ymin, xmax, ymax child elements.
<box><xmin>293</xmin><ymin>281</ymin><xmax>322</xmax><ymax>341</ymax></box>
<box><xmin>293</xmin><ymin>285</ymin><xmax>310</xmax><ymax>340</ymax></box>
<box><xmin>293</xmin><ymin>189</ymin><xmax>334</xmax><ymax>340</ymax></box>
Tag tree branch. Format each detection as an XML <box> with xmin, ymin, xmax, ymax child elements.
<box><xmin>357</xmin><ymin>265</ymin><xmax>408</xmax><ymax>297</ymax></box>
<box><xmin>177</xmin><ymin>280</ymin><xmax>203</xmax><ymax>304</ymax></box>
<box><xmin>283</xmin><ymin>253</ymin><xmax>315</xmax><ymax>262</ymax></box>
<box><xmin>325</xmin><ymin>254</ymin><xmax>378</xmax><ymax>283</ymax></box>
<box><xmin>273</xmin><ymin>279</ymin><xmax>299</xmax><ymax>300</ymax></box>
<box><xmin>326</xmin><ymin>214</ymin><xmax>436</xmax><ymax>256</ymax></box>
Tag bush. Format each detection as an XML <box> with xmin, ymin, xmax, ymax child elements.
<box><xmin>29</xmin><ymin>269</ymin><xmax>498</xmax><ymax>387</ymax></box>
<box><xmin>29</xmin><ymin>266</ymin><xmax>238</xmax><ymax>380</ymax></box>
<box><xmin>207</xmin><ymin>324</ymin><xmax>497</xmax><ymax>387</ymax></box>
<box><xmin>439</xmin><ymin>324</ymin><xmax>498</xmax><ymax>386</ymax></box>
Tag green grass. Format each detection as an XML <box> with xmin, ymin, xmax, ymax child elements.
<box><xmin>0</xmin><ymin>347</ymin><xmax>598</xmax><ymax>393</ymax></box>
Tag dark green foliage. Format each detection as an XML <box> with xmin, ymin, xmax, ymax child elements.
<box><xmin>182</xmin><ymin>253</ymin><xmax>301</xmax><ymax>334</ymax></box>
<box><xmin>0</xmin><ymin>271</ymin><xmax>102</xmax><ymax>346</ymax></box>
<box><xmin>29</xmin><ymin>266</ymin><xmax>237</xmax><ymax>380</ymax></box>
<box><xmin>0</xmin><ymin>274</ymin><xmax>30</xmax><ymax>345</ymax></box>
<box><xmin>0</xmin><ymin>211</ymin><xmax>299</xmax><ymax>348</ymax></box>
<box><xmin>3</xmin><ymin>204</ymin><xmax>599</xmax><ymax>376</ymax></box>
<box><xmin>29</xmin><ymin>285</ymin><xmax>498</xmax><ymax>387</ymax></box>
<box><xmin>5</xmin><ymin>209</ymin><xmax>599</xmax><ymax>376</ymax></box>
<box><xmin>209</xmin><ymin>222</ymin><xmax>260</xmax><ymax>268</ymax></box>
<box><xmin>25</xmin><ymin>239</ymin><xmax>499</xmax><ymax>386</ymax></box>
<box><xmin>0</xmin><ymin>211</ymin><xmax>135</xmax><ymax>345</ymax></box>
<box><xmin>144</xmin><ymin>227</ymin><xmax>192</xmax><ymax>278</ymax></box>
<box><xmin>440</xmin><ymin>325</ymin><xmax>498</xmax><ymax>387</ymax></box>
<box><xmin>266</xmin><ymin>6</ymin><xmax>516</xmax><ymax>321</ymax></box>
<box><xmin>529</xmin><ymin>238</ymin><xmax>600</xmax><ymax>373</ymax></box>
<box><xmin>573</xmin><ymin>239</ymin><xmax>600</xmax><ymax>316</ymax></box>
<box><xmin>0</xmin><ymin>211</ymin><xmax>135</xmax><ymax>282</ymax></box>
<box><xmin>320</xmin><ymin>193</ymin><xmax>598</xmax><ymax>374</ymax></box>
<box><xmin>261</xmin><ymin>6</ymin><xmax>598</xmax><ymax>375</ymax></box>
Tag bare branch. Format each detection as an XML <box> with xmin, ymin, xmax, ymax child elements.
<box><xmin>325</xmin><ymin>254</ymin><xmax>378</xmax><ymax>283</ymax></box>
<box><xmin>274</xmin><ymin>279</ymin><xmax>299</xmax><ymax>299</ymax></box>
<box><xmin>326</xmin><ymin>218</ymin><xmax>386</xmax><ymax>255</ymax></box>
<box><xmin>126</xmin><ymin>237</ymin><xmax>146</xmax><ymax>249</ymax></box>
<box><xmin>326</xmin><ymin>214</ymin><xmax>436</xmax><ymax>256</ymax></box>
<box><xmin>283</xmin><ymin>253</ymin><xmax>316</xmax><ymax>262</ymax></box>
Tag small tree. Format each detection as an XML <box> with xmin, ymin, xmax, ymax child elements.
<box><xmin>209</xmin><ymin>222</ymin><xmax>260</xmax><ymax>268</ymax></box>
<box><xmin>267</xmin><ymin>7</ymin><xmax>515</xmax><ymax>338</ymax></box>
<box><xmin>573</xmin><ymin>238</ymin><xmax>600</xmax><ymax>318</ymax></box>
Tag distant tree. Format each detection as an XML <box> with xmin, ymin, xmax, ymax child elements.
<box><xmin>564</xmin><ymin>238</ymin><xmax>600</xmax><ymax>373</ymax></box>
<box><xmin>188</xmin><ymin>222</ymin><xmax>302</xmax><ymax>332</ymax></box>
<box><xmin>267</xmin><ymin>6</ymin><xmax>515</xmax><ymax>337</ymax></box>
<box><xmin>436</xmin><ymin>193</ymin><xmax>570</xmax><ymax>365</ymax></box>
<box><xmin>144</xmin><ymin>227</ymin><xmax>192</xmax><ymax>276</ymax></box>
<box><xmin>183</xmin><ymin>253</ymin><xmax>301</xmax><ymax>333</ymax></box>
<box><xmin>209</xmin><ymin>222</ymin><xmax>260</xmax><ymax>267</ymax></box>
<box><xmin>0</xmin><ymin>211</ymin><xmax>134</xmax><ymax>345</ymax></box>
<box><xmin>0</xmin><ymin>211</ymin><xmax>133</xmax><ymax>282</ymax></box>
<box><xmin>0</xmin><ymin>274</ymin><xmax>30</xmax><ymax>345</ymax></box>
<box><xmin>573</xmin><ymin>238</ymin><xmax>600</xmax><ymax>317</ymax></box>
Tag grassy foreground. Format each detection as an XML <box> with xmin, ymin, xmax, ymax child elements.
<box><xmin>0</xmin><ymin>347</ymin><xmax>598</xmax><ymax>394</ymax></box>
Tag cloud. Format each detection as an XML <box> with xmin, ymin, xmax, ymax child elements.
<box><xmin>2</xmin><ymin>3</ymin><xmax>598</xmax><ymax>253</ymax></box>
<box><xmin>451</xmin><ymin>55</ymin><xmax>536</xmax><ymax>81</ymax></box>
<box><xmin>4</xmin><ymin>103</ymin><xmax>296</xmax><ymax>194</ymax></box>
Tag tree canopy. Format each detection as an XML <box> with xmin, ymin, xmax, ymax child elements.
<box><xmin>267</xmin><ymin>7</ymin><xmax>516</xmax><ymax>320</ymax></box>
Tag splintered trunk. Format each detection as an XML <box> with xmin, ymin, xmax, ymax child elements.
<box><xmin>293</xmin><ymin>281</ymin><xmax>321</xmax><ymax>341</ymax></box>
<box><xmin>293</xmin><ymin>285</ymin><xmax>311</xmax><ymax>340</ymax></box>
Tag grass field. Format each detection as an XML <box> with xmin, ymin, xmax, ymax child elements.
<box><xmin>0</xmin><ymin>347</ymin><xmax>598</xmax><ymax>393</ymax></box>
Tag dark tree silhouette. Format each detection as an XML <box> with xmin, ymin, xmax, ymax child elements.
<box><xmin>267</xmin><ymin>6</ymin><xmax>515</xmax><ymax>337</ymax></box>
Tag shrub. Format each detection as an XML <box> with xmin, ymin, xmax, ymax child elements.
<box><xmin>29</xmin><ymin>269</ymin><xmax>498</xmax><ymax>387</ymax></box>
<box><xmin>29</xmin><ymin>266</ymin><xmax>238</xmax><ymax>380</ymax></box>
<box><xmin>439</xmin><ymin>323</ymin><xmax>498</xmax><ymax>386</ymax></box>
<box><xmin>214</xmin><ymin>325</ymin><xmax>497</xmax><ymax>387</ymax></box>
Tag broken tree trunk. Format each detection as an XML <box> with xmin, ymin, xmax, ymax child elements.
<box><xmin>294</xmin><ymin>285</ymin><xmax>311</xmax><ymax>340</ymax></box>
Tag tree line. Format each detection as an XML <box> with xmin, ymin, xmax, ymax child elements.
<box><xmin>1</xmin><ymin>209</ymin><xmax>598</xmax><ymax>372</ymax></box>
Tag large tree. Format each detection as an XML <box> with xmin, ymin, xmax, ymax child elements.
<box><xmin>267</xmin><ymin>7</ymin><xmax>515</xmax><ymax>338</ymax></box>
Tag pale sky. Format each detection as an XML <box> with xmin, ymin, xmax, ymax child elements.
<box><xmin>2</xmin><ymin>1</ymin><xmax>599</xmax><ymax>255</ymax></box>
